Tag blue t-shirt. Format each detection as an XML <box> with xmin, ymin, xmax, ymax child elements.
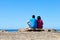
<box><xmin>30</xmin><ymin>18</ymin><xmax>37</xmax><ymax>28</ymax></box>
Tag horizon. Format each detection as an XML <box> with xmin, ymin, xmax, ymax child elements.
<box><xmin>0</xmin><ymin>0</ymin><xmax>60</xmax><ymax>29</ymax></box>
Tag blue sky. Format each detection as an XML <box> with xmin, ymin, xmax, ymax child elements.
<box><xmin>0</xmin><ymin>0</ymin><xmax>60</xmax><ymax>29</ymax></box>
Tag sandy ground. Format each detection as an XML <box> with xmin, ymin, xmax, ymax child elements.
<box><xmin>0</xmin><ymin>31</ymin><xmax>60</xmax><ymax>40</ymax></box>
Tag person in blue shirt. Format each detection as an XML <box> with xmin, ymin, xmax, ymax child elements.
<box><xmin>27</xmin><ymin>15</ymin><xmax>37</xmax><ymax>29</ymax></box>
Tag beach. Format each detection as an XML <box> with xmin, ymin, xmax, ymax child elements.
<box><xmin>0</xmin><ymin>31</ymin><xmax>60</xmax><ymax>40</ymax></box>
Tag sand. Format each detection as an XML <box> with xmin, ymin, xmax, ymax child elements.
<box><xmin>0</xmin><ymin>31</ymin><xmax>60</xmax><ymax>40</ymax></box>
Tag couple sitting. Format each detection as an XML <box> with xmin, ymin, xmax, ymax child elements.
<box><xmin>27</xmin><ymin>15</ymin><xmax>43</xmax><ymax>30</ymax></box>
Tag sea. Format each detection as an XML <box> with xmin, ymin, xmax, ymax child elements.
<box><xmin>56</xmin><ymin>29</ymin><xmax>60</xmax><ymax>32</ymax></box>
<box><xmin>0</xmin><ymin>29</ymin><xmax>60</xmax><ymax>32</ymax></box>
<box><xmin>0</xmin><ymin>29</ymin><xmax>18</xmax><ymax>32</ymax></box>
<box><xmin>5</xmin><ymin>29</ymin><xmax>18</xmax><ymax>32</ymax></box>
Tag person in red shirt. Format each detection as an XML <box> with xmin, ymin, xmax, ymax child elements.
<box><xmin>37</xmin><ymin>16</ymin><xmax>43</xmax><ymax>29</ymax></box>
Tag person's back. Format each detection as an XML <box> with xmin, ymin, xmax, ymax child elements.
<box><xmin>37</xmin><ymin>19</ymin><xmax>43</xmax><ymax>29</ymax></box>
<box><xmin>27</xmin><ymin>15</ymin><xmax>37</xmax><ymax>29</ymax></box>
<box><xmin>30</xmin><ymin>18</ymin><xmax>37</xmax><ymax>28</ymax></box>
<box><xmin>37</xmin><ymin>16</ymin><xmax>43</xmax><ymax>29</ymax></box>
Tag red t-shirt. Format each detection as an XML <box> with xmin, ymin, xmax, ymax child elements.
<box><xmin>37</xmin><ymin>19</ymin><xmax>43</xmax><ymax>29</ymax></box>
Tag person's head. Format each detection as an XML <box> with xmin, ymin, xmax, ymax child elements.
<box><xmin>32</xmin><ymin>15</ymin><xmax>35</xmax><ymax>18</ymax></box>
<box><xmin>37</xmin><ymin>16</ymin><xmax>41</xmax><ymax>20</ymax></box>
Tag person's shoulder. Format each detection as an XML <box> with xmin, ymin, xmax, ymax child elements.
<box><xmin>30</xmin><ymin>18</ymin><xmax>36</xmax><ymax>20</ymax></box>
<box><xmin>34</xmin><ymin>18</ymin><xmax>37</xmax><ymax>20</ymax></box>
<box><xmin>40</xmin><ymin>19</ymin><xmax>43</xmax><ymax>23</ymax></box>
<box><xmin>30</xmin><ymin>18</ymin><xmax>32</xmax><ymax>20</ymax></box>
<box><xmin>41</xmin><ymin>19</ymin><xmax>43</xmax><ymax>21</ymax></box>
<box><xmin>33</xmin><ymin>19</ymin><xmax>37</xmax><ymax>21</ymax></box>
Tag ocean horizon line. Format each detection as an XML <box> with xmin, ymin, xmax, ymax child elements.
<box><xmin>0</xmin><ymin>29</ymin><xmax>60</xmax><ymax>32</ymax></box>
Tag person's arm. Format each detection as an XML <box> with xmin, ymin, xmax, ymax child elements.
<box><xmin>27</xmin><ymin>20</ymin><xmax>30</xmax><ymax>24</ymax></box>
<box><xmin>27</xmin><ymin>20</ymin><xmax>31</xmax><ymax>27</ymax></box>
<box><xmin>41</xmin><ymin>20</ymin><xmax>43</xmax><ymax>25</ymax></box>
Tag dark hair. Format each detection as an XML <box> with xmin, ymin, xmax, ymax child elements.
<box><xmin>37</xmin><ymin>16</ymin><xmax>41</xmax><ymax>20</ymax></box>
<box><xmin>32</xmin><ymin>15</ymin><xmax>35</xmax><ymax>18</ymax></box>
